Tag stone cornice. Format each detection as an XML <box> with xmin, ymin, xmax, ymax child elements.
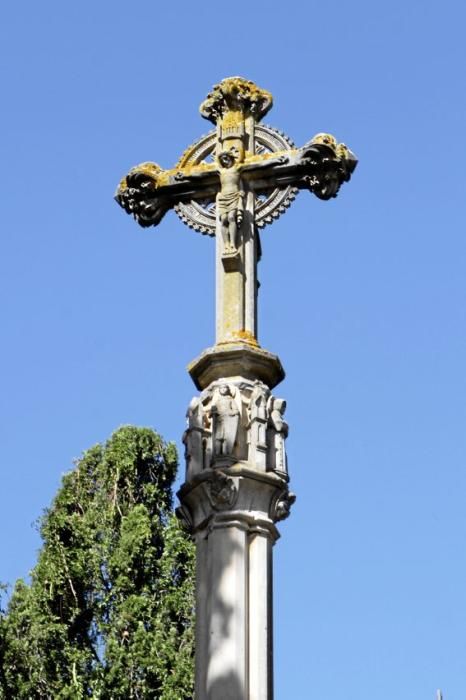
<box><xmin>188</xmin><ymin>343</ymin><xmax>285</xmax><ymax>390</ymax></box>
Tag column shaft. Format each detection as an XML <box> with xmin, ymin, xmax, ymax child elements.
<box><xmin>206</xmin><ymin>524</ymin><xmax>248</xmax><ymax>700</ymax></box>
<box><xmin>195</xmin><ymin>533</ymin><xmax>209</xmax><ymax>698</ymax></box>
<box><xmin>248</xmin><ymin>531</ymin><xmax>274</xmax><ymax>700</ymax></box>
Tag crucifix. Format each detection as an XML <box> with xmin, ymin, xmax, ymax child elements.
<box><xmin>116</xmin><ymin>77</ymin><xmax>356</xmax><ymax>349</ymax></box>
<box><xmin>116</xmin><ymin>77</ymin><xmax>357</xmax><ymax>700</ymax></box>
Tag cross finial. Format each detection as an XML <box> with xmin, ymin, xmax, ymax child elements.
<box><xmin>199</xmin><ymin>76</ymin><xmax>273</xmax><ymax>124</ymax></box>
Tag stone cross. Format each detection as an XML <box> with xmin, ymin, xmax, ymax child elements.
<box><xmin>116</xmin><ymin>77</ymin><xmax>356</xmax><ymax>350</ymax></box>
<box><xmin>116</xmin><ymin>77</ymin><xmax>357</xmax><ymax>700</ymax></box>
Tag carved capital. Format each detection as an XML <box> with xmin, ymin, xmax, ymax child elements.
<box><xmin>177</xmin><ymin>464</ymin><xmax>290</xmax><ymax>536</ymax></box>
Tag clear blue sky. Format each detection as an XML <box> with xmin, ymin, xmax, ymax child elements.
<box><xmin>1</xmin><ymin>1</ymin><xmax>465</xmax><ymax>698</ymax></box>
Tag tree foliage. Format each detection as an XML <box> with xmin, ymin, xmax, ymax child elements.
<box><xmin>0</xmin><ymin>426</ymin><xmax>195</xmax><ymax>699</ymax></box>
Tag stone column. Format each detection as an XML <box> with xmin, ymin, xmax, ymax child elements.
<box><xmin>178</xmin><ymin>346</ymin><xmax>295</xmax><ymax>700</ymax></box>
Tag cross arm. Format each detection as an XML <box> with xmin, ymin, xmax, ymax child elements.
<box><xmin>115</xmin><ymin>160</ymin><xmax>220</xmax><ymax>228</ymax></box>
<box><xmin>242</xmin><ymin>133</ymin><xmax>357</xmax><ymax>201</ymax></box>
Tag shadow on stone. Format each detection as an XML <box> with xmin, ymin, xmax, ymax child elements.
<box><xmin>203</xmin><ymin>529</ymin><xmax>246</xmax><ymax>699</ymax></box>
<box><xmin>207</xmin><ymin>669</ymin><xmax>244</xmax><ymax>700</ymax></box>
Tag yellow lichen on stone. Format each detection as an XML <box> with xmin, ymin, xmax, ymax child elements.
<box><xmin>117</xmin><ymin>176</ymin><xmax>128</xmax><ymax>194</ymax></box>
<box><xmin>222</xmin><ymin>110</ymin><xmax>244</xmax><ymax>129</ymax></box>
<box><xmin>131</xmin><ymin>161</ymin><xmax>162</xmax><ymax>178</ymax></box>
<box><xmin>232</xmin><ymin>329</ymin><xmax>259</xmax><ymax>346</ymax></box>
<box><xmin>336</xmin><ymin>143</ymin><xmax>350</xmax><ymax>159</ymax></box>
<box><xmin>310</xmin><ymin>133</ymin><xmax>338</xmax><ymax>151</ymax></box>
<box><xmin>200</xmin><ymin>77</ymin><xmax>273</xmax><ymax>125</ymax></box>
<box><xmin>245</xmin><ymin>149</ymin><xmax>297</xmax><ymax>165</ymax></box>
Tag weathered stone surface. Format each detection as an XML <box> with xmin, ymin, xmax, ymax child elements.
<box><xmin>182</xmin><ymin>377</ymin><xmax>289</xmax><ymax>477</ymax></box>
<box><xmin>188</xmin><ymin>342</ymin><xmax>285</xmax><ymax>390</ymax></box>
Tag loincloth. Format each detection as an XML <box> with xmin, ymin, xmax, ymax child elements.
<box><xmin>217</xmin><ymin>191</ymin><xmax>241</xmax><ymax>216</ymax></box>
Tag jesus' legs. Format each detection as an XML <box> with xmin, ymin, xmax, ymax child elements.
<box><xmin>227</xmin><ymin>210</ymin><xmax>238</xmax><ymax>250</ymax></box>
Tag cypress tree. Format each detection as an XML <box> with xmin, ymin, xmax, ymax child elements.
<box><xmin>0</xmin><ymin>426</ymin><xmax>194</xmax><ymax>699</ymax></box>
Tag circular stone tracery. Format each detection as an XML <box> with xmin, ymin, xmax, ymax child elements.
<box><xmin>174</xmin><ymin>125</ymin><xmax>299</xmax><ymax>236</ymax></box>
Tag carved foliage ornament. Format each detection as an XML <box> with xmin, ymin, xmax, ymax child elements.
<box><xmin>199</xmin><ymin>76</ymin><xmax>273</xmax><ymax>124</ymax></box>
<box><xmin>175</xmin><ymin>505</ymin><xmax>193</xmax><ymax>532</ymax></box>
<box><xmin>299</xmin><ymin>134</ymin><xmax>357</xmax><ymax>200</ymax></box>
<box><xmin>272</xmin><ymin>489</ymin><xmax>296</xmax><ymax>522</ymax></box>
<box><xmin>116</xmin><ymin>162</ymin><xmax>168</xmax><ymax>228</ymax></box>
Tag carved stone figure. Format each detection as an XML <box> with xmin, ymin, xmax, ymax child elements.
<box><xmin>185</xmin><ymin>379</ymin><xmax>290</xmax><ymax>475</ymax></box>
<box><xmin>248</xmin><ymin>381</ymin><xmax>268</xmax><ymax>445</ymax></box>
<box><xmin>210</xmin><ymin>384</ymin><xmax>240</xmax><ymax>459</ymax></box>
<box><xmin>249</xmin><ymin>380</ymin><xmax>268</xmax><ymax>419</ymax></box>
<box><xmin>267</xmin><ymin>396</ymin><xmax>289</xmax><ymax>474</ymax></box>
<box><xmin>269</xmin><ymin>397</ymin><xmax>288</xmax><ymax>435</ymax></box>
<box><xmin>244</xmin><ymin>381</ymin><xmax>267</xmax><ymax>469</ymax></box>
<box><xmin>217</xmin><ymin>151</ymin><xmax>245</xmax><ymax>254</ymax></box>
<box><xmin>183</xmin><ymin>397</ymin><xmax>207</xmax><ymax>479</ymax></box>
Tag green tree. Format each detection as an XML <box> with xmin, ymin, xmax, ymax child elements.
<box><xmin>0</xmin><ymin>426</ymin><xmax>195</xmax><ymax>699</ymax></box>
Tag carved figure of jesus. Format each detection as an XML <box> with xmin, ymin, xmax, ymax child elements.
<box><xmin>217</xmin><ymin>152</ymin><xmax>245</xmax><ymax>253</ymax></box>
